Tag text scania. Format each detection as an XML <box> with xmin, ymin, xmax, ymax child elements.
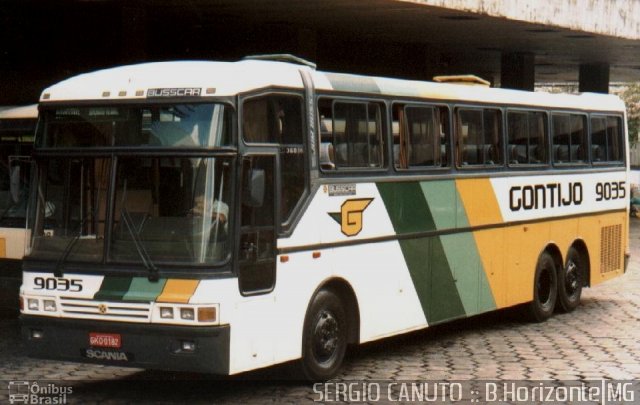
<box><xmin>85</xmin><ymin>349</ymin><xmax>129</xmax><ymax>361</ymax></box>
<box><xmin>510</xmin><ymin>182</ymin><xmax>583</xmax><ymax>211</ymax></box>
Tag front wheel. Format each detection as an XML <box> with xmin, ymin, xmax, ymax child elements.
<box><xmin>527</xmin><ymin>251</ymin><xmax>558</xmax><ymax>322</ymax></box>
<box><xmin>557</xmin><ymin>247</ymin><xmax>584</xmax><ymax>312</ymax></box>
<box><xmin>299</xmin><ymin>290</ymin><xmax>347</xmax><ymax>381</ymax></box>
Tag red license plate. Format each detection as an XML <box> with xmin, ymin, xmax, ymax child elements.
<box><xmin>89</xmin><ymin>332</ymin><xmax>122</xmax><ymax>348</ymax></box>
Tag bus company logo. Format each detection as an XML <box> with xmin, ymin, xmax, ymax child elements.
<box><xmin>329</xmin><ymin>198</ymin><xmax>374</xmax><ymax>237</ymax></box>
<box><xmin>146</xmin><ymin>87</ymin><xmax>202</xmax><ymax>98</ymax></box>
<box><xmin>8</xmin><ymin>381</ymin><xmax>73</xmax><ymax>404</ymax></box>
<box><xmin>98</xmin><ymin>304</ymin><xmax>108</xmax><ymax>314</ymax></box>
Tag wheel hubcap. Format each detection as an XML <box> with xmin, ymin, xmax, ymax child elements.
<box><xmin>565</xmin><ymin>260</ymin><xmax>579</xmax><ymax>295</ymax></box>
<box><xmin>313</xmin><ymin>310</ymin><xmax>339</xmax><ymax>362</ymax></box>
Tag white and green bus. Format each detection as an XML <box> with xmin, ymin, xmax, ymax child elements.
<box><xmin>0</xmin><ymin>104</ymin><xmax>36</xmax><ymax>313</ymax></box>
<box><xmin>20</xmin><ymin>56</ymin><xmax>628</xmax><ymax>380</ymax></box>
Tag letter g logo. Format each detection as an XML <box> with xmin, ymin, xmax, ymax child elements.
<box><xmin>329</xmin><ymin>198</ymin><xmax>374</xmax><ymax>237</ymax></box>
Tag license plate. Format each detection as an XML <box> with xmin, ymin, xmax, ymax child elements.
<box><xmin>89</xmin><ymin>332</ymin><xmax>121</xmax><ymax>349</ymax></box>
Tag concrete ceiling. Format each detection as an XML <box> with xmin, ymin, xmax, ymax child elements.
<box><xmin>1</xmin><ymin>0</ymin><xmax>639</xmax><ymax>104</ymax></box>
<box><xmin>138</xmin><ymin>0</ymin><xmax>640</xmax><ymax>80</ymax></box>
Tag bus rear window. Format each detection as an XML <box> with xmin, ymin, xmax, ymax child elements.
<box><xmin>591</xmin><ymin>115</ymin><xmax>624</xmax><ymax>163</ymax></box>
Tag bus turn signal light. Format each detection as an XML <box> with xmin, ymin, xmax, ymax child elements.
<box><xmin>198</xmin><ymin>307</ymin><xmax>217</xmax><ymax>323</ymax></box>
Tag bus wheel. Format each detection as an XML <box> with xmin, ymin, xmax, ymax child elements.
<box><xmin>299</xmin><ymin>289</ymin><xmax>347</xmax><ymax>381</ymax></box>
<box><xmin>557</xmin><ymin>247</ymin><xmax>584</xmax><ymax>312</ymax></box>
<box><xmin>527</xmin><ymin>251</ymin><xmax>558</xmax><ymax>322</ymax></box>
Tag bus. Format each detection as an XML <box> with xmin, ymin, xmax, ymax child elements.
<box><xmin>0</xmin><ymin>105</ymin><xmax>36</xmax><ymax>313</ymax></box>
<box><xmin>20</xmin><ymin>56</ymin><xmax>628</xmax><ymax>380</ymax></box>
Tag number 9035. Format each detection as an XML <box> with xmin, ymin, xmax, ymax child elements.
<box><xmin>33</xmin><ymin>277</ymin><xmax>83</xmax><ymax>292</ymax></box>
<box><xmin>595</xmin><ymin>181</ymin><xmax>626</xmax><ymax>201</ymax></box>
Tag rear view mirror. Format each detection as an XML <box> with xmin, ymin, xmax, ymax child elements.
<box><xmin>9</xmin><ymin>164</ymin><xmax>21</xmax><ymax>203</ymax></box>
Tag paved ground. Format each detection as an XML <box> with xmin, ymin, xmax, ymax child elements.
<box><xmin>1</xmin><ymin>220</ymin><xmax>640</xmax><ymax>404</ymax></box>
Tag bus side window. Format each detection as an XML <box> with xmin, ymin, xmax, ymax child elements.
<box><xmin>591</xmin><ymin>115</ymin><xmax>624</xmax><ymax>163</ymax></box>
<box><xmin>242</xmin><ymin>94</ymin><xmax>303</xmax><ymax>145</ymax></box>
<box><xmin>241</xmin><ymin>93</ymin><xmax>306</xmax><ymax>226</ymax></box>
<box><xmin>456</xmin><ymin>108</ymin><xmax>503</xmax><ymax>167</ymax></box>
<box><xmin>318</xmin><ymin>98</ymin><xmax>385</xmax><ymax>170</ymax></box>
<box><xmin>552</xmin><ymin>113</ymin><xmax>587</xmax><ymax>164</ymax></box>
<box><xmin>507</xmin><ymin>110</ymin><xmax>548</xmax><ymax>165</ymax></box>
<box><xmin>393</xmin><ymin>104</ymin><xmax>449</xmax><ymax>169</ymax></box>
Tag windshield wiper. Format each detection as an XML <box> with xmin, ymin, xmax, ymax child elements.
<box><xmin>120</xmin><ymin>206</ymin><xmax>159</xmax><ymax>282</ymax></box>
<box><xmin>53</xmin><ymin>213</ymin><xmax>92</xmax><ymax>278</ymax></box>
<box><xmin>119</xmin><ymin>181</ymin><xmax>159</xmax><ymax>282</ymax></box>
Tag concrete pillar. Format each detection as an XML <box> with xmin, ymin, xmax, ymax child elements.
<box><xmin>500</xmin><ymin>52</ymin><xmax>535</xmax><ymax>91</ymax></box>
<box><xmin>579</xmin><ymin>63</ymin><xmax>609</xmax><ymax>93</ymax></box>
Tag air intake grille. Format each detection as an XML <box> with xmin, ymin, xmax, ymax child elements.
<box><xmin>600</xmin><ymin>224</ymin><xmax>622</xmax><ymax>273</ymax></box>
<box><xmin>59</xmin><ymin>297</ymin><xmax>151</xmax><ymax>323</ymax></box>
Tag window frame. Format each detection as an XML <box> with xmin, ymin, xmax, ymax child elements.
<box><xmin>238</xmin><ymin>89</ymin><xmax>310</xmax><ymax>237</ymax></box>
<box><xmin>550</xmin><ymin>111</ymin><xmax>590</xmax><ymax>167</ymax></box>
<box><xmin>589</xmin><ymin>113</ymin><xmax>626</xmax><ymax>166</ymax></box>
<box><xmin>454</xmin><ymin>105</ymin><xmax>505</xmax><ymax>170</ymax></box>
<box><xmin>37</xmin><ymin>102</ymin><xmax>236</xmax><ymax>150</ymax></box>
<box><xmin>505</xmin><ymin>108</ymin><xmax>550</xmax><ymax>168</ymax></box>
<box><xmin>317</xmin><ymin>95</ymin><xmax>388</xmax><ymax>174</ymax></box>
<box><xmin>391</xmin><ymin>101</ymin><xmax>451</xmax><ymax>172</ymax></box>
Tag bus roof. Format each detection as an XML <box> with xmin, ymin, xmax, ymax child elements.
<box><xmin>40</xmin><ymin>59</ymin><xmax>626</xmax><ymax>113</ymax></box>
<box><xmin>0</xmin><ymin>104</ymin><xmax>38</xmax><ymax>119</ymax></box>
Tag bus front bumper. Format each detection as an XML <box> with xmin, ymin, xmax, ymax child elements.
<box><xmin>20</xmin><ymin>315</ymin><xmax>230</xmax><ymax>374</ymax></box>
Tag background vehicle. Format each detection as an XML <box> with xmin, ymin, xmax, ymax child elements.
<box><xmin>20</xmin><ymin>57</ymin><xmax>628</xmax><ymax>380</ymax></box>
<box><xmin>0</xmin><ymin>105</ymin><xmax>36</xmax><ymax>315</ymax></box>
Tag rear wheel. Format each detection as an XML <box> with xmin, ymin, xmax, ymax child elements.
<box><xmin>299</xmin><ymin>289</ymin><xmax>347</xmax><ymax>381</ymax></box>
<box><xmin>527</xmin><ymin>251</ymin><xmax>558</xmax><ymax>322</ymax></box>
<box><xmin>557</xmin><ymin>246</ymin><xmax>584</xmax><ymax>312</ymax></box>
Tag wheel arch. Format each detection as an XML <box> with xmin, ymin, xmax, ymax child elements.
<box><xmin>542</xmin><ymin>243</ymin><xmax>563</xmax><ymax>274</ymax></box>
<box><xmin>306</xmin><ymin>277</ymin><xmax>360</xmax><ymax>345</ymax></box>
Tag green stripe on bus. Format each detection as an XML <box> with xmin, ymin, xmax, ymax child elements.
<box><xmin>93</xmin><ymin>277</ymin><xmax>133</xmax><ymax>301</ymax></box>
<box><xmin>449</xmin><ymin>188</ymin><xmax>496</xmax><ymax>313</ymax></box>
<box><xmin>122</xmin><ymin>277</ymin><xmax>167</xmax><ymax>302</ymax></box>
<box><xmin>421</xmin><ymin>181</ymin><xmax>497</xmax><ymax>315</ymax></box>
<box><xmin>377</xmin><ymin>182</ymin><xmax>466</xmax><ymax>324</ymax></box>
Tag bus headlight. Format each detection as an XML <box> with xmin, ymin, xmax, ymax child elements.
<box><xmin>160</xmin><ymin>307</ymin><xmax>174</xmax><ymax>319</ymax></box>
<box><xmin>43</xmin><ymin>299</ymin><xmax>57</xmax><ymax>312</ymax></box>
<box><xmin>27</xmin><ymin>299</ymin><xmax>39</xmax><ymax>311</ymax></box>
<box><xmin>180</xmin><ymin>308</ymin><xmax>195</xmax><ymax>320</ymax></box>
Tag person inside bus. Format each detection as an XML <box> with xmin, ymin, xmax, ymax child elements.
<box><xmin>190</xmin><ymin>194</ymin><xmax>228</xmax><ymax>226</ymax></box>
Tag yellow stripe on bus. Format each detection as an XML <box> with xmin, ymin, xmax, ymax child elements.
<box><xmin>455</xmin><ymin>178</ymin><xmax>503</xmax><ymax>227</ymax></box>
<box><xmin>156</xmin><ymin>279</ymin><xmax>200</xmax><ymax>303</ymax></box>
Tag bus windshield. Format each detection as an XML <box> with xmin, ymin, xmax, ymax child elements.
<box><xmin>0</xmin><ymin>114</ymin><xmax>35</xmax><ymax>227</ymax></box>
<box><xmin>37</xmin><ymin>103</ymin><xmax>232</xmax><ymax>148</ymax></box>
<box><xmin>29</xmin><ymin>155</ymin><xmax>233</xmax><ymax>266</ymax></box>
<box><xmin>28</xmin><ymin>103</ymin><xmax>235</xmax><ymax>267</ymax></box>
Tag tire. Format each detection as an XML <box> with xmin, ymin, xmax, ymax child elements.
<box><xmin>527</xmin><ymin>251</ymin><xmax>558</xmax><ymax>322</ymax></box>
<box><xmin>557</xmin><ymin>246</ymin><xmax>584</xmax><ymax>313</ymax></box>
<box><xmin>299</xmin><ymin>289</ymin><xmax>348</xmax><ymax>381</ymax></box>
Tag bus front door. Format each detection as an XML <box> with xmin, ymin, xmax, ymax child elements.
<box><xmin>238</xmin><ymin>155</ymin><xmax>277</xmax><ymax>294</ymax></box>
